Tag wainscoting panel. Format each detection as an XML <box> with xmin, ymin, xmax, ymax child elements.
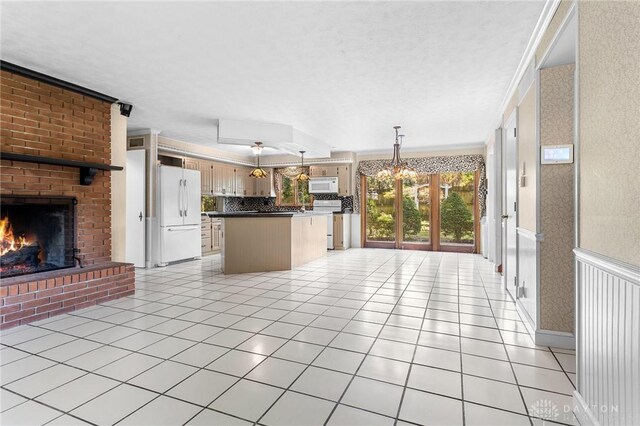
<box><xmin>574</xmin><ymin>248</ymin><xmax>640</xmax><ymax>425</ymax></box>
<box><xmin>517</xmin><ymin>228</ymin><xmax>539</xmax><ymax>329</ymax></box>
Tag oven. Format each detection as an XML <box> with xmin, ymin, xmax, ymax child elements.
<box><xmin>312</xmin><ymin>200</ymin><xmax>342</xmax><ymax>249</ymax></box>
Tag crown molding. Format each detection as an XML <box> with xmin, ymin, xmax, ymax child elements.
<box><xmin>486</xmin><ymin>0</ymin><xmax>563</xmax><ymax>140</ymax></box>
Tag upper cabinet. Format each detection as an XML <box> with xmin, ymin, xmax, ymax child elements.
<box><xmin>309</xmin><ymin>166</ymin><xmax>337</xmax><ymax>177</ymax></box>
<box><xmin>252</xmin><ymin>169</ymin><xmax>274</xmax><ymax>197</ymax></box>
<box><xmin>309</xmin><ymin>164</ymin><xmax>351</xmax><ymax>196</ymax></box>
<box><xmin>192</xmin><ymin>159</ymin><xmax>274</xmax><ymax>198</ymax></box>
<box><xmin>216</xmin><ymin>164</ymin><xmax>236</xmax><ymax>196</ymax></box>
<box><xmin>179</xmin><ymin>155</ymin><xmax>348</xmax><ymax>198</ymax></box>
<box><xmin>235</xmin><ymin>166</ymin><xmax>252</xmax><ymax>197</ymax></box>
<box><xmin>184</xmin><ymin>158</ymin><xmax>199</xmax><ymax>170</ymax></box>
<box><xmin>199</xmin><ymin>162</ymin><xmax>214</xmax><ymax>195</ymax></box>
<box><xmin>337</xmin><ymin>165</ymin><xmax>351</xmax><ymax>196</ymax></box>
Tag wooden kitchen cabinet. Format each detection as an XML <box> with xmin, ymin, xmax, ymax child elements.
<box><xmin>239</xmin><ymin>167</ymin><xmax>253</xmax><ymax>197</ymax></box>
<box><xmin>184</xmin><ymin>158</ymin><xmax>199</xmax><ymax>170</ymax></box>
<box><xmin>235</xmin><ymin>167</ymin><xmax>246</xmax><ymax>196</ymax></box>
<box><xmin>252</xmin><ymin>169</ymin><xmax>274</xmax><ymax>197</ymax></box>
<box><xmin>309</xmin><ymin>165</ymin><xmax>351</xmax><ymax>195</ymax></box>
<box><xmin>310</xmin><ymin>166</ymin><xmax>338</xmax><ymax>177</ymax></box>
<box><xmin>211</xmin><ymin>220</ymin><xmax>222</xmax><ymax>252</ymax></box>
<box><xmin>337</xmin><ymin>165</ymin><xmax>351</xmax><ymax>196</ymax></box>
<box><xmin>333</xmin><ymin>213</ymin><xmax>351</xmax><ymax>250</ymax></box>
<box><xmin>213</xmin><ymin>164</ymin><xmax>236</xmax><ymax>196</ymax></box>
<box><xmin>201</xmin><ymin>215</ymin><xmax>222</xmax><ymax>255</ymax></box>
<box><xmin>199</xmin><ymin>161</ymin><xmax>214</xmax><ymax>195</ymax></box>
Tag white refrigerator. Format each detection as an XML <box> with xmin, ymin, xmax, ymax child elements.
<box><xmin>158</xmin><ymin>165</ymin><xmax>201</xmax><ymax>266</ymax></box>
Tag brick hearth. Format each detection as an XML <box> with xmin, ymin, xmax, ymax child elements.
<box><xmin>1</xmin><ymin>67</ymin><xmax>135</xmax><ymax>329</ymax></box>
<box><xmin>0</xmin><ymin>263</ymin><xmax>134</xmax><ymax>329</ymax></box>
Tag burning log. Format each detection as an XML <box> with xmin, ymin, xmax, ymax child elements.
<box><xmin>0</xmin><ymin>244</ymin><xmax>40</xmax><ymax>268</ymax></box>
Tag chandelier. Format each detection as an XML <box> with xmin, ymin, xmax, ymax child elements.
<box><xmin>249</xmin><ymin>142</ymin><xmax>267</xmax><ymax>178</ymax></box>
<box><xmin>376</xmin><ymin>126</ymin><xmax>417</xmax><ymax>180</ymax></box>
<box><xmin>296</xmin><ymin>150</ymin><xmax>309</xmax><ymax>182</ymax></box>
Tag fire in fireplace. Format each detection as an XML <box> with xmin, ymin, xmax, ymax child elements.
<box><xmin>0</xmin><ymin>196</ymin><xmax>76</xmax><ymax>278</ymax></box>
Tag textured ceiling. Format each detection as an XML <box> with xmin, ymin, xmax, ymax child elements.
<box><xmin>1</xmin><ymin>1</ymin><xmax>545</xmax><ymax>154</ymax></box>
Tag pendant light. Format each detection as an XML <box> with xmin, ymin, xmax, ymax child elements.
<box><xmin>376</xmin><ymin>126</ymin><xmax>417</xmax><ymax>180</ymax></box>
<box><xmin>296</xmin><ymin>150</ymin><xmax>309</xmax><ymax>182</ymax></box>
<box><xmin>249</xmin><ymin>142</ymin><xmax>268</xmax><ymax>178</ymax></box>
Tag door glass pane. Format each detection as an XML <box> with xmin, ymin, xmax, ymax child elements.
<box><xmin>365</xmin><ymin>176</ymin><xmax>396</xmax><ymax>242</ymax></box>
<box><xmin>439</xmin><ymin>172</ymin><xmax>475</xmax><ymax>246</ymax></box>
<box><xmin>402</xmin><ymin>175</ymin><xmax>430</xmax><ymax>243</ymax></box>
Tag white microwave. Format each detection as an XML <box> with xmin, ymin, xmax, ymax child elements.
<box><xmin>309</xmin><ymin>177</ymin><xmax>339</xmax><ymax>194</ymax></box>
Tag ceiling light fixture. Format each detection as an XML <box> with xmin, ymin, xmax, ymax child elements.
<box><xmin>296</xmin><ymin>151</ymin><xmax>309</xmax><ymax>182</ymax></box>
<box><xmin>376</xmin><ymin>126</ymin><xmax>417</xmax><ymax>180</ymax></box>
<box><xmin>249</xmin><ymin>142</ymin><xmax>267</xmax><ymax>179</ymax></box>
<box><xmin>251</xmin><ymin>142</ymin><xmax>263</xmax><ymax>155</ymax></box>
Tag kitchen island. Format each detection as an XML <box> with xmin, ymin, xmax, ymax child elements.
<box><xmin>209</xmin><ymin>212</ymin><xmax>328</xmax><ymax>274</ymax></box>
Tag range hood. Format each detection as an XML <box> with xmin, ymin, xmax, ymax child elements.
<box><xmin>217</xmin><ymin>119</ymin><xmax>331</xmax><ymax>158</ymax></box>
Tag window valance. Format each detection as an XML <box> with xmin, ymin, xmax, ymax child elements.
<box><xmin>273</xmin><ymin>167</ymin><xmax>310</xmax><ymax>192</ymax></box>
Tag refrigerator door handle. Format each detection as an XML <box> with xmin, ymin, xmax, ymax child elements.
<box><xmin>178</xmin><ymin>179</ymin><xmax>183</xmax><ymax>217</ymax></box>
<box><xmin>167</xmin><ymin>226</ymin><xmax>199</xmax><ymax>231</ymax></box>
<box><xmin>184</xmin><ymin>179</ymin><xmax>189</xmax><ymax>217</ymax></box>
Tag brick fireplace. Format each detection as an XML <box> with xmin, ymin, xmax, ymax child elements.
<box><xmin>0</xmin><ymin>66</ymin><xmax>134</xmax><ymax>329</ymax></box>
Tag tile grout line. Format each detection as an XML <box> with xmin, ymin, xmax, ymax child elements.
<box><xmin>392</xmin><ymin>252</ymin><xmax>444</xmax><ymax>426</ymax></box>
<box><xmin>477</xmin><ymin>259</ymin><xmax>535</xmax><ymax>426</ymax></box>
<box><xmin>0</xmin><ymin>251</ymin><xmax>575</xmax><ymax>426</ymax></box>
<box><xmin>319</xmin><ymin>252</ymin><xmax>430</xmax><ymax>426</ymax></box>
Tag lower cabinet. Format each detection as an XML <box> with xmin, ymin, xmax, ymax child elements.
<box><xmin>333</xmin><ymin>213</ymin><xmax>351</xmax><ymax>250</ymax></box>
<box><xmin>211</xmin><ymin>220</ymin><xmax>222</xmax><ymax>252</ymax></box>
<box><xmin>201</xmin><ymin>216</ymin><xmax>222</xmax><ymax>255</ymax></box>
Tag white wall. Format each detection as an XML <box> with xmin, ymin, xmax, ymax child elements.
<box><xmin>110</xmin><ymin>104</ymin><xmax>128</xmax><ymax>262</ymax></box>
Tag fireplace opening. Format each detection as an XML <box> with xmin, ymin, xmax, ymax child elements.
<box><xmin>0</xmin><ymin>196</ymin><xmax>76</xmax><ymax>278</ymax></box>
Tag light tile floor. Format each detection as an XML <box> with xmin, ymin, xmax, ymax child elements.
<box><xmin>0</xmin><ymin>249</ymin><xmax>577</xmax><ymax>425</ymax></box>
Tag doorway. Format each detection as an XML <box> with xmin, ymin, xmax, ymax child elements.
<box><xmin>363</xmin><ymin>171</ymin><xmax>478</xmax><ymax>252</ymax></box>
<box><xmin>502</xmin><ymin>112</ymin><xmax>518</xmax><ymax>297</ymax></box>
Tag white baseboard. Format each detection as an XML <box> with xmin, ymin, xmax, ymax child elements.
<box><xmin>573</xmin><ymin>391</ymin><xmax>600</xmax><ymax>426</ymax></box>
<box><xmin>535</xmin><ymin>329</ymin><xmax>575</xmax><ymax>349</ymax></box>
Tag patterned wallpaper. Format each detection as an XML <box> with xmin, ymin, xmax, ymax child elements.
<box><xmin>539</xmin><ymin>64</ymin><xmax>575</xmax><ymax>333</ymax></box>
<box><xmin>579</xmin><ymin>1</ymin><xmax>640</xmax><ymax>267</ymax></box>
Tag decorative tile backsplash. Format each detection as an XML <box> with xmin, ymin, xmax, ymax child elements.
<box><xmin>224</xmin><ymin>195</ymin><xmax>353</xmax><ymax>213</ymax></box>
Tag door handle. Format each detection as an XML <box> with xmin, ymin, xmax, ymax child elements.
<box><xmin>501</xmin><ymin>215</ymin><xmax>509</xmax><ymax>219</ymax></box>
<box><xmin>139</xmin><ymin>212</ymin><xmax>143</xmax><ymax>222</ymax></box>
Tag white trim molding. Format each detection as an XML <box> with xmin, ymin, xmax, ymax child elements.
<box><xmin>516</xmin><ymin>227</ymin><xmax>544</xmax><ymax>241</ymax></box>
<box><xmin>574</xmin><ymin>248</ymin><xmax>640</xmax><ymax>285</ymax></box>
<box><xmin>574</xmin><ymin>390</ymin><xmax>600</xmax><ymax>426</ymax></box>
<box><xmin>574</xmin><ymin>248</ymin><xmax>640</xmax><ymax>426</ymax></box>
<box><xmin>488</xmin><ymin>0</ymin><xmax>562</xmax><ymax>135</ymax></box>
<box><xmin>535</xmin><ymin>329</ymin><xmax>574</xmax><ymax>349</ymax></box>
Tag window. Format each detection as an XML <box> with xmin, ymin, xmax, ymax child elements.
<box><xmin>278</xmin><ymin>175</ymin><xmax>312</xmax><ymax>206</ymax></box>
<box><xmin>363</xmin><ymin>170</ymin><xmax>478</xmax><ymax>252</ymax></box>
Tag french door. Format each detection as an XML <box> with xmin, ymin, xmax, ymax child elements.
<box><xmin>363</xmin><ymin>171</ymin><xmax>479</xmax><ymax>253</ymax></box>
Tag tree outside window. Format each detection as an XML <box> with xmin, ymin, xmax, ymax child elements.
<box><xmin>278</xmin><ymin>175</ymin><xmax>311</xmax><ymax>206</ymax></box>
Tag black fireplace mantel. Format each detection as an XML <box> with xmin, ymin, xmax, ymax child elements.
<box><xmin>1</xmin><ymin>152</ymin><xmax>124</xmax><ymax>185</ymax></box>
